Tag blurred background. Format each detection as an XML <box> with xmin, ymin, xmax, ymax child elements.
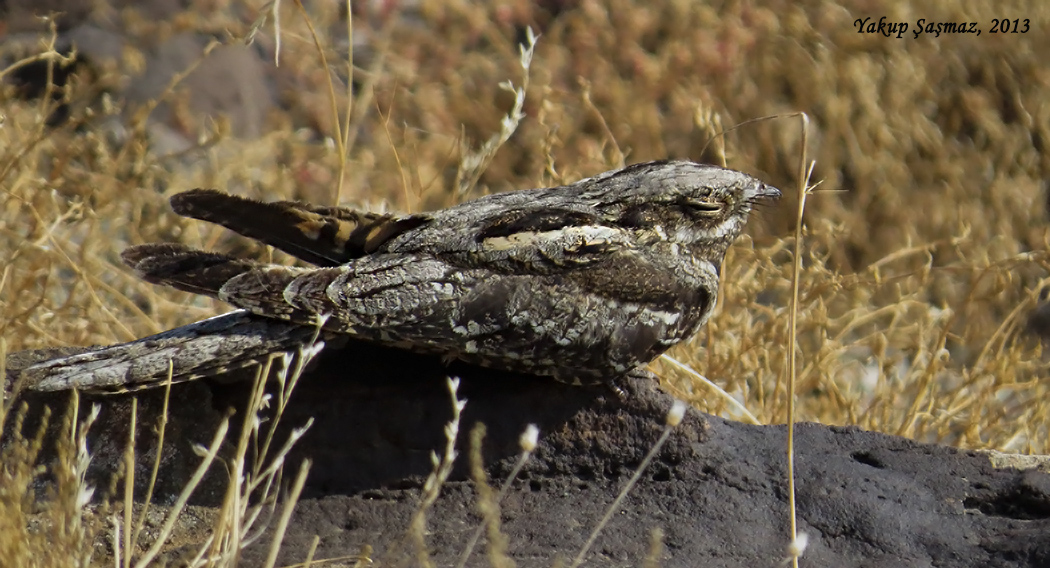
<box><xmin>2</xmin><ymin>0</ymin><xmax>1048</xmax><ymax>450</ymax></box>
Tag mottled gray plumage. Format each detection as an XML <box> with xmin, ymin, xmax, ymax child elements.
<box><xmin>19</xmin><ymin>311</ymin><xmax>331</xmax><ymax>393</ymax></box>
<box><xmin>25</xmin><ymin>160</ymin><xmax>779</xmax><ymax>392</ymax></box>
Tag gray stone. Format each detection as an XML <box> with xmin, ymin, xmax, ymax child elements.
<box><xmin>6</xmin><ymin>340</ymin><xmax>1050</xmax><ymax>567</ymax></box>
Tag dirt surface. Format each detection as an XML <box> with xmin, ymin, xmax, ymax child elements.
<box><xmin>7</xmin><ymin>338</ymin><xmax>1050</xmax><ymax>567</ymax></box>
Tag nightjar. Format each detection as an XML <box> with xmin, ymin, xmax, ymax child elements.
<box><xmin>23</xmin><ymin>160</ymin><xmax>779</xmax><ymax>392</ymax></box>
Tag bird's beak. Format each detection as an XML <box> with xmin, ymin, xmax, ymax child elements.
<box><xmin>754</xmin><ymin>182</ymin><xmax>781</xmax><ymax>201</ymax></box>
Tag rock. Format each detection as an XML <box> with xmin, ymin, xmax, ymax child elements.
<box><xmin>2</xmin><ymin>1</ymin><xmax>276</xmax><ymax>147</ymax></box>
<box><xmin>6</xmin><ymin>339</ymin><xmax>1050</xmax><ymax>567</ymax></box>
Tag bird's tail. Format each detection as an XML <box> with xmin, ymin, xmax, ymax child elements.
<box><xmin>17</xmin><ymin>310</ymin><xmax>328</xmax><ymax>393</ymax></box>
<box><xmin>121</xmin><ymin>243</ymin><xmax>346</xmax><ymax>327</ymax></box>
<box><xmin>170</xmin><ymin>189</ymin><xmax>428</xmax><ymax>267</ymax></box>
<box><xmin>121</xmin><ymin>243</ymin><xmax>260</xmax><ymax>297</ymax></box>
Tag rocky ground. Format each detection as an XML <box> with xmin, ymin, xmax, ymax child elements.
<box><xmin>7</xmin><ymin>335</ymin><xmax>1050</xmax><ymax>567</ymax></box>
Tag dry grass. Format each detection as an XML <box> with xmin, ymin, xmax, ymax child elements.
<box><xmin>0</xmin><ymin>395</ymin><xmax>102</xmax><ymax>568</ymax></box>
<box><xmin>2</xmin><ymin>0</ymin><xmax>1050</xmax><ymax>564</ymax></box>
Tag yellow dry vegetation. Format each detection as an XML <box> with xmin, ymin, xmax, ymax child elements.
<box><xmin>1</xmin><ymin>0</ymin><xmax>1049</xmax><ymax>563</ymax></box>
<box><xmin>3</xmin><ymin>0</ymin><xmax>1049</xmax><ymax>447</ymax></box>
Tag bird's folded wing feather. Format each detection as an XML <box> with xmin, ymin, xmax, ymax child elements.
<box><xmin>21</xmin><ymin>310</ymin><xmax>327</xmax><ymax>393</ymax></box>
<box><xmin>121</xmin><ymin>242</ymin><xmax>460</xmax><ymax>333</ymax></box>
<box><xmin>170</xmin><ymin>189</ymin><xmax>430</xmax><ymax>266</ymax></box>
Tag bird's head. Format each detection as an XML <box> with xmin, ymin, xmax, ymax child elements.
<box><xmin>583</xmin><ymin>160</ymin><xmax>781</xmax><ymax>258</ymax></box>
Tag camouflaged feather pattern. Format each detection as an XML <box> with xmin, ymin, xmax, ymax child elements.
<box><xmin>25</xmin><ymin>160</ymin><xmax>779</xmax><ymax>392</ymax></box>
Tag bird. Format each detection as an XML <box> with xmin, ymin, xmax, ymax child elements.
<box><xmin>22</xmin><ymin>160</ymin><xmax>779</xmax><ymax>393</ymax></box>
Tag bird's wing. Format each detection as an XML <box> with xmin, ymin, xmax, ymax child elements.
<box><xmin>170</xmin><ymin>189</ymin><xmax>430</xmax><ymax>266</ymax></box>
<box><xmin>473</xmin><ymin>205</ymin><xmax>603</xmax><ymax>241</ymax></box>
<box><xmin>121</xmin><ymin>243</ymin><xmax>461</xmax><ymax>333</ymax></box>
<box><xmin>118</xmin><ymin>232</ymin><xmax>712</xmax><ymax>383</ymax></box>
<box><xmin>21</xmin><ymin>310</ymin><xmax>327</xmax><ymax>393</ymax></box>
<box><xmin>443</xmin><ymin>205</ymin><xmax>633</xmax><ymax>274</ymax></box>
<box><xmin>120</xmin><ymin>234</ymin><xmax>698</xmax><ymax>338</ymax></box>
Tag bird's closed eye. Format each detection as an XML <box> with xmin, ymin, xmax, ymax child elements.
<box><xmin>684</xmin><ymin>200</ymin><xmax>724</xmax><ymax>215</ymax></box>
